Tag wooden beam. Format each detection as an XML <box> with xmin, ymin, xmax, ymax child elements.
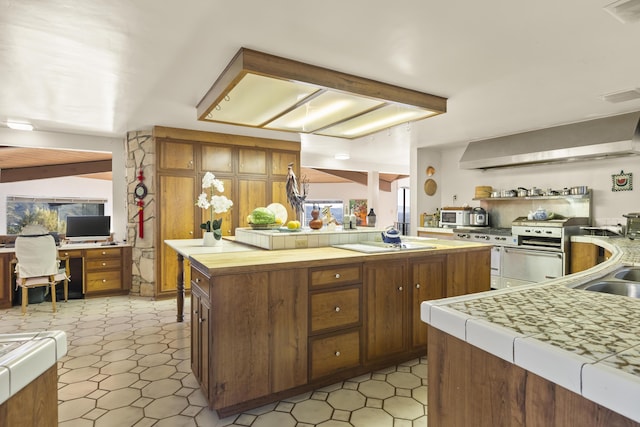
<box><xmin>0</xmin><ymin>160</ymin><xmax>112</xmax><ymax>183</ymax></box>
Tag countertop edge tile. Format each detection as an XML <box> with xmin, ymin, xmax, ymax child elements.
<box><xmin>0</xmin><ymin>366</ymin><xmax>9</xmax><ymax>404</ymax></box>
<box><xmin>466</xmin><ymin>319</ymin><xmax>520</xmax><ymax>363</ymax></box>
<box><xmin>4</xmin><ymin>338</ymin><xmax>56</xmax><ymax>396</ymax></box>
<box><xmin>514</xmin><ymin>336</ymin><xmax>588</xmax><ymax>394</ymax></box>
<box><xmin>429</xmin><ymin>306</ymin><xmax>470</xmax><ymax>341</ymax></box>
<box><xmin>582</xmin><ymin>362</ymin><xmax>640</xmax><ymax>423</ymax></box>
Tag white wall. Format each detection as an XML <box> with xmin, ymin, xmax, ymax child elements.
<box><xmin>0</xmin><ymin>128</ymin><xmax>126</xmax><ymax>240</ymax></box>
<box><xmin>305</xmin><ymin>181</ymin><xmax>400</xmax><ymax>229</ymax></box>
<box><xmin>413</xmin><ymin>143</ymin><xmax>640</xmax><ymax>230</ymax></box>
<box><xmin>0</xmin><ymin>177</ymin><xmax>113</xmax><ymax>234</ymax></box>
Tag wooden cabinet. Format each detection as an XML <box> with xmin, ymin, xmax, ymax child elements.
<box><xmin>154</xmin><ymin>128</ymin><xmax>301</xmax><ymax>299</ymax></box>
<box><xmin>84</xmin><ymin>247</ymin><xmax>132</xmax><ymax>296</ymax></box>
<box><xmin>570</xmin><ymin>242</ymin><xmax>612</xmax><ymax>273</ymax></box>
<box><xmin>410</xmin><ymin>255</ymin><xmax>445</xmax><ymax>348</ymax></box>
<box><xmin>364</xmin><ymin>260</ymin><xmax>408</xmax><ymax>362</ymax></box>
<box><xmin>0</xmin><ymin>252</ymin><xmax>12</xmax><ymax>308</ymax></box>
<box><xmin>190</xmin><ymin>247</ymin><xmax>490</xmax><ymax>416</ymax></box>
<box><xmin>446</xmin><ymin>250</ymin><xmax>491</xmax><ymax>297</ymax></box>
<box><xmin>308</xmin><ymin>264</ymin><xmax>362</xmax><ymax>381</ymax></box>
<box><xmin>191</xmin><ymin>277</ymin><xmax>210</xmax><ymax>401</ymax></box>
<box><xmin>193</xmin><ymin>266</ymin><xmax>307</xmax><ymax>413</ymax></box>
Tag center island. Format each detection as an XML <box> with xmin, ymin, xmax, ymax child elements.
<box><xmin>174</xmin><ymin>232</ymin><xmax>491</xmax><ymax>416</ymax></box>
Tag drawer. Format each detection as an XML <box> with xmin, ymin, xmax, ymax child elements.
<box><xmin>58</xmin><ymin>249</ymin><xmax>83</xmax><ymax>258</ymax></box>
<box><xmin>310</xmin><ymin>287</ymin><xmax>360</xmax><ymax>333</ymax></box>
<box><xmin>310</xmin><ymin>329</ymin><xmax>360</xmax><ymax>380</ymax></box>
<box><xmin>191</xmin><ymin>267</ymin><xmax>210</xmax><ymax>296</ymax></box>
<box><xmin>85</xmin><ymin>248</ymin><xmax>121</xmax><ymax>259</ymax></box>
<box><xmin>86</xmin><ymin>270</ymin><xmax>122</xmax><ymax>292</ymax></box>
<box><xmin>310</xmin><ymin>265</ymin><xmax>361</xmax><ymax>288</ymax></box>
<box><xmin>86</xmin><ymin>258</ymin><xmax>121</xmax><ymax>271</ymax></box>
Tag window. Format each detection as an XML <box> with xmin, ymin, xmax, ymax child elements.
<box><xmin>6</xmin><ymin>196</ymin><xmax>106</xmax><ymax>234</ymax></box>
<box><xmin>302</xmin><ymin>200</ymin><xmax>344</xmax><ymax>226</ymax></box>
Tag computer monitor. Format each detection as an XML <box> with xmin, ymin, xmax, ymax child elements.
<box><xmin>65</xmin><ymin>215</ymin><xmax>111</xmax><ymax>242</ymax></box>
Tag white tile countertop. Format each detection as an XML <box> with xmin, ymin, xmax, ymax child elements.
<box><xmin>421</xmin><ymin>236</ymin><xmax>640</xmax><ymax>423</ymax></box>
<box><xmin>0</xmin><ymin>331</ymin><xmax>67</xmax><ymax>404</ymax></box>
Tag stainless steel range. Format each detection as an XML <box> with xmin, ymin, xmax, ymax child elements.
<box><xmin>454</xmin><ymin>217</ymin><xmax>589</xmax><ymax>289</ymax></box>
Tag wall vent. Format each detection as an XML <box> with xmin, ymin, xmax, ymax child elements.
<box><xmin>604</xmin><ymin>0</ymin><xmax>640</xmax><ymax>23</ymax></box>
<box><xmin>602</xmin><ymin>88</ymin><xmax>640</xmax><ymax>103</ymax></box>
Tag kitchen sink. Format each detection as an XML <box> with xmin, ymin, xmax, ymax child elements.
<box><xmin>333</xmin><ymin>240</ymin><xmax>436</xmax><ymax>253</ymax></box>
<box><xmin>577</xmin><ymin>281</ymin><xmax>640</xmax><ymax>298</ymax></box>
<box><xmin>613</xmin><ymin>267</ymin><xmax>640</xmax><ymax>282</ymax></box>
<box><xmin>569</xmin><ymin>266</ymin><xmax>640</xmax><ymax>299</ymax></box>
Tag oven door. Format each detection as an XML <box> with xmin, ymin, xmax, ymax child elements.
<box><xmin>502</xmin><ymin>247</ymin><xmax>563</xmax><ymax>286</ymax></box>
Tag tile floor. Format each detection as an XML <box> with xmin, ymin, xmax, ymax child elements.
<box><xmin>0</xmin><ymin>296</ymin><xmax>428</xmax><ymax>426</ymax></box>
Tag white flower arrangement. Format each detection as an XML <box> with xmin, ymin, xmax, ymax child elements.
<box><xmin>196</xmin><ymin>172</ymin><xmax>233</xmax><ymax>239</ymax></box>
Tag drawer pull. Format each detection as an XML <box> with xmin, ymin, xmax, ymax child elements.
<box><xmin>335</xmin><ymin>351</ymin><xmax>341</xmax><ymax>357</ymax></box>
<box><xmin>334</xmin><ymin>273</ymin><xmax>341</xmax><ymax>279</ymax></box>
<box><xmin>398</xmin><ymin>286</ymin><xmax>403</xmax><ymax>291</ymax></box>
<box><xmin>334</xmin><ymin>306</ymin><xmax>341</xmax><ymax>312</ymax></box>
<box><xmin>416</xmin><ymin>283</ymin><xmax>421</xmax><ymax>289</ymax></box>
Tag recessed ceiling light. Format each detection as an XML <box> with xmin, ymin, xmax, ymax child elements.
<box><xmin>334</xmin><ymin>153</ymin><xmax>350</xmax><ymax>160</ymax></box>
<box><xmin>197</xmin><ymin>48</ymin><xmax>447</xmax><ymax>139</ymax></box>
<box><xmin>6</xmin><ymin>121</ymin><xmax>34</xmax><ymax>131</ymax></box>
<box><xmin>601</xmin><ymin>88</ymin><xmax>640</xmax><ymax>103</ymax></box>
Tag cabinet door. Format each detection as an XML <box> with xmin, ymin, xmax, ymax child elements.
<box><xmin>570</xmin><ymin>242</ymin><xmax>598</xmax><ymax>273</ymax></box>
<box><xmin>269</xmin><ymin>269</ymin><xmax>308</xmax><ymax>393</ymax></box>
<box><xmin>365</xmin><ymin>260</ymin><xmax>407</xmax><ymax>361</ymax></box>
<box><xmin>201</xmin><ymin>145</ymin><xmax>233</xmax><ymax>173</ymax></box>
<box><xmin>159</xmin><ymin>175</ymin><xmax>196</xmax><ymax>294</ymax></box>
<box><xmin>410</xmin><ymin>256</ymin><xmax>445</xmax><ymax>348</ymax></box>
<box><xmin>0</xmin><ymin>253</ymin><xmax>12</xmax><ymax>308</ymax></box>
<box><xmin>238</xmin><ymin>148</ymin><xmax>266</xmax><ymax>175</ymax></box>
<box><xmin>159</xmin><ymin>141</ymin><xmax>195</xmax><ymax>170</ymax></box>
<box><xmin>211</xmin><ymin>273</ymin><xmax>270</xmax><ymax>408</ymax></box>
<box><xmin>191</xmin><ymin>288</ymin><xmax>210</xmax><ymax>400</ymax></box>
<box><xmin>446</xmin><ymin>250</ymin><xmax>491</xmax><ymax>297</ymax></box>
<box><xmin>238</xmin><ymin>179</ymin><xmax>266</xmax><ymax>227</ymax></box>
<box><xmin>271</xmin><ymin>151</ymin><xmax>298</xmax><ymax>176</ymax></box>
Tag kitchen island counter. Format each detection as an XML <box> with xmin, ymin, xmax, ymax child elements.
<box><xmin>421</xmin><ymin>236</ymin><xmax>640</xmax><ymax>425</ymax></box>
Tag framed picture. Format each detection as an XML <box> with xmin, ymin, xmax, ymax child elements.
<box><xmin>612</xmin><ymin>170</ymin><xmax>632</xmax><ymax>191</ymax></box>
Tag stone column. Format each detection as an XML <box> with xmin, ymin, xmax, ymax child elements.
<box><xmin>125</xmin><ymin>130</ymin><xmax>155</xmax><ymax>297</ymax></box>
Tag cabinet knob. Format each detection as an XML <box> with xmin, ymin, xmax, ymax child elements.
<box><xmin>416</xmin><ymin>283</ymin><xmax>421</xmax><ymax>289</ymax></box>
<box><xmin>194</xmin><ymin>309</ymin><xmax>199</xmax><ymax>315</ymax></box>
<box><xmin>64</xmin><ymin>252</ymin><xmax>69</xmax><ymax>256</ymax></box>
<box><xmin>101</xmin><ymin>251</ymin><xmax>106</xmax><ymax>255</ymax></box>
<box><xmin>199</xmin><ymin>318</ymin><xmax>204</xmax><ymax>323</ymax></box>
<box><xmin>334</xmin><ymin>306</ymin><xmax>341</xmax><ymax>312</ymax></box>
<box><xmin>195</xmin><ymin>278</ymin><xmax>200</xmax><ymax>283</ymax></box>
<box><xmin>398</xmin><ymin>286</ymin><xmax>403</xmax><ymax>291</ymax></box>
<box><xmin>189</xmin><ymin>231</ymin><xmax>193</xmax><ymax>235</ymax></box>
<box><xmin>102</xmin><ymin>279</ymin><xmax>107</xmax><ymax>283</ymax></box>
<box><xmin>335</xmin><ymin>273</ymin><xmax>341</xmax><ymax>279</ymax></box>
<box><xmin>102</xmin><ymin>262</ymin><xmax>107</xmax><ymax>266</ymax></box>
<box><xmin>335</xmin><ymin>351</ymin><xmax>341</xmax><ymax>357</ymax></box>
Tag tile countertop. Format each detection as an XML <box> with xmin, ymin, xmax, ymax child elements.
<box><xmin>421</xmin><ymin>235</ymin><xmax>640</xmax><ymax>423</ymax></box>
<box><xmin>0</xmin><ymin>331</ymin><xmax>68</xmax><ymax>405</ymax></box>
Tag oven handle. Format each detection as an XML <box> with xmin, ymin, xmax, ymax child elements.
<box><xmin>504</xmin><ymin>247</ymin><xmax>563</xmax><ymax>258</ymax></box>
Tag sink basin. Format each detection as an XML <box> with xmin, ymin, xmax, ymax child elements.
<box><xmin>333</xmin><ymin>241</ymin><xmax>436</xmax><ymax>253</ymax></box>
<box><xmin>579</xmin><ymin>281</ymin><xmax>640</xmax><ymax>298</ymax></box>
<box><xmin>613</xmin><ymin>267</ymin><xmax>640</xmax><ymax>282</ymax></box>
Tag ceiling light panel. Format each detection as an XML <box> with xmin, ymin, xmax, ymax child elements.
<box><xmin>197</xmin><ymin>48</ymin><xmax>447</xmax><ymax>139</ymax></box>
<box><xmin>205</xmin><ymin>73</ymin><xmax>319</xmax><ymax>126</ymax></box>
<box><xmin>604</xmin><ymin>0</ymin><xmax>640</xmax><ymax>23</ymax></box>
<box><xmin>318</xmin><ymin>104</ymin><xmax>436</xmax><ymax>138</ymax></box>
<box><xmin>265</xmin><ymin>90</ymin><xmax>383</xmax><ymax>132</ymax></box>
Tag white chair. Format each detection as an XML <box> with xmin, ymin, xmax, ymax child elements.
<box><xmin>13</xmin><ymin>228</ymin><xmax>69</xmax><ymax>315</ymax></box>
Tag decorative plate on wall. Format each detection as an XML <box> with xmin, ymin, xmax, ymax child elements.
<box><xmin>424</xmin><ymin>178</ymin><xmax>437</xmax><ymax>196</ymax></box>
<box><xmin>612</xmin><ymin>170</ymin><xmax>632</xmax><ymax>191</ymax></box>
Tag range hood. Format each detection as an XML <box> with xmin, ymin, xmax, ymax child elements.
<box><xmin>460</xmin><ymin>111</ymin><xmax>640</xmax><ymax>170</ymax></box>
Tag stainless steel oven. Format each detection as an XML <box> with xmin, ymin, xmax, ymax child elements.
<box><xmin>502</xmin><ymin>247</ymin><xmax>563</xmax><ymax>287</ymax></box>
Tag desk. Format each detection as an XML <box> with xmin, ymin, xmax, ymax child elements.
<box><xmin>164</xmin><ymin>239</ymin><xmax>258</xmax><ymax>322</ymax></box>
<box><xmin>0</xmin><ymin>243</ymin><xmax>132</xmax><ymax>309</ymax></box>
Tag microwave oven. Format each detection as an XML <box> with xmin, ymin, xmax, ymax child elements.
<box><xmin>440</xmin><ymin>208</ymin><xmax>471</xmax><ymax>227</ymax></box>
